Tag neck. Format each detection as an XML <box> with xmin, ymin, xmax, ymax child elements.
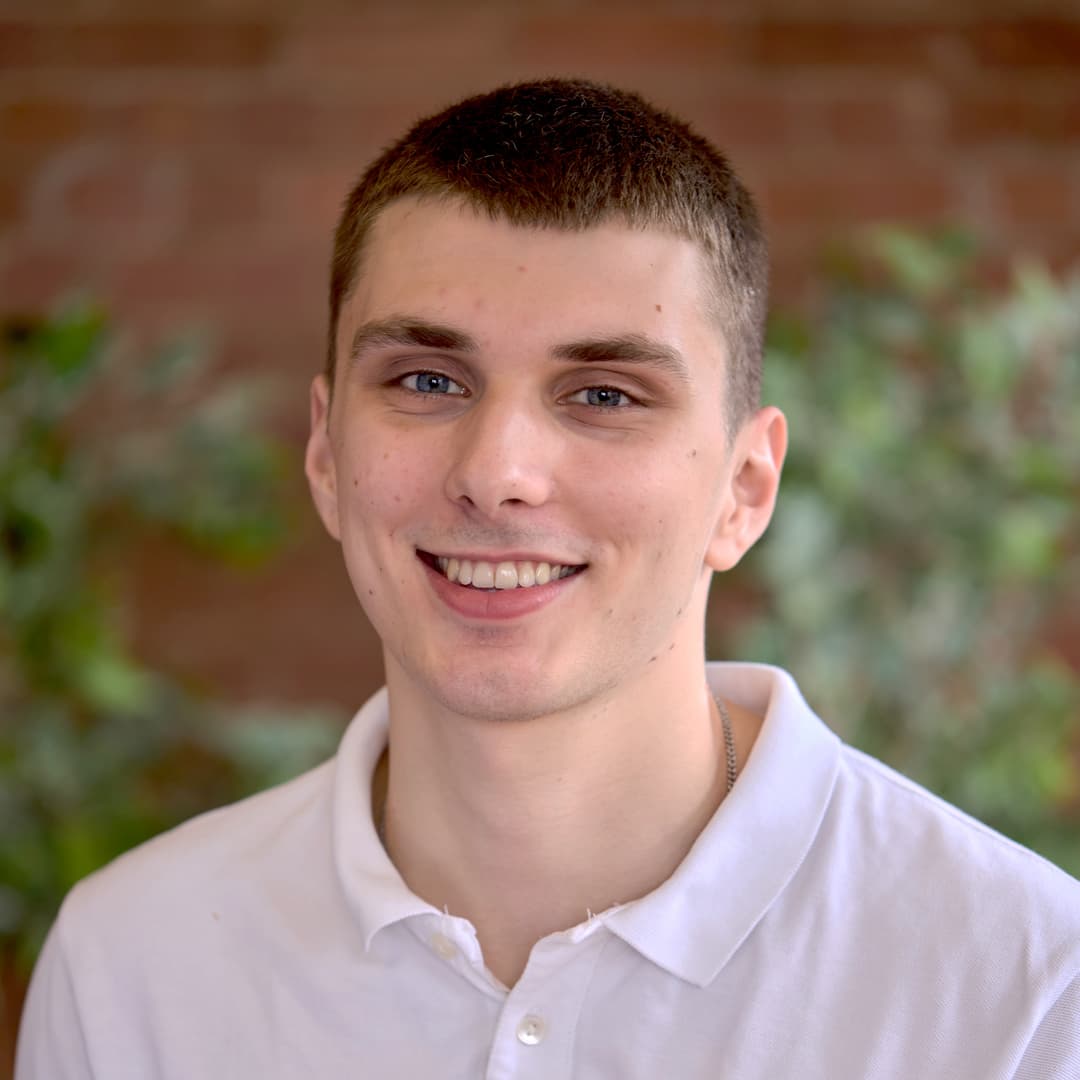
<box><xmin>375</xmin><ymin>655</ymin><xmax>757</xmax><ymax>988</ymax></box>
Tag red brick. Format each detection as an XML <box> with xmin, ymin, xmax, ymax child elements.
<box><xmin>0</xmin><ymin>175</ymin><xmax>20</xmax><ymax>227</ymax></box>
<box><xmin>993</xmin><ymin>165</ymin><xmax>1077</xmax><ymax>227</ymax></box>
<box><xmin>969</xmin><ymin>18</ymin><xmax>1080</xmax><ymax>70</ymax></box>
<box><xmin>815</xmin><ymin>91</ymin><xmax>923</xmax><ymax>147</ymax></box>
<box><xmin>0</xmin><ymin>250</ymin><xmax>105</xmax><ymax>311</ymax></box>
<box><xmin>748</xmin><ymin>20</ymin><xmax>947</xmax><ymax>70</ymax></box>
<box><xmin>0</xmin><ymin>21</ymin><xmax>35</xmax><ymax>66</ymax></box>
<box><xmin>689</xmin><ymin>88</ymin><xmax>807</xmax><ymax>149</ymax></box>
<box><xmin>760</xmin><ymin>162</ymin><xmax>956</xmax><ymax>226</ymax></box>
<box><xmin>102</xmin><ymin>99</ymin><xmax>204</xmax><ymax>144</ymax></box>
<box><xmin>281</xmin><ymin>13</ymin><xmax>507</xmax><ymax>78</ymax></box>
<box><xmin>261</xmin><ymin>162</ymin><xmax>357</xmax><ymax>240</ymax></box>
<box><xmin>31</xmin><ymin>145</ymin><xmax>183</xmax><ymax>252</ymax></box>
<box><xmin>950</xmin><ymin>90</ymin><xmax>1080</xmax><ymax>146</ymax></box>
<box><xmin>98</xmin><ymin>97</ymin><xmax>387</xmax><ymax>157</ymax></box>
<box><xmin>111</xmin><ymin>246</ymin><xmax>325</xmax><ymax>328</ymax></box>
<box><xmin>512</xmin><ymin>13</ymin><xmax>746</xmax><ymax>68</ymax></box>
<box><xmin>0</xmin><ymin>98</ymin><xmax>87</xmax><ymax>144</ymax></box>
<box><xmin>0</xmin><ymin>147</ymin><xmax>51</xmax><ymax>228</ymax></box>
<box><xmin>184</xmin><ymin>157</ymin><xmax>264</xmax><ymax>236</ymax></box>
<box><xmin>0</xmin><ymin>21</ymin><xmax>277</xmax><ymax>68</ymax></box>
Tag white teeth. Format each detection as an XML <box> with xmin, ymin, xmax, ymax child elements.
<box><xmin>471</xmin><ymin>561</ymin><xmax>495</xmax><ymax>589</ymax></box>
<box><xmin>437</xmin><ymin>557</ymin><xmax>579</xmax><ymax>590</ymax></box>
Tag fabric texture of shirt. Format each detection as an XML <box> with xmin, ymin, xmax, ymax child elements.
<box><xmin>16</xmin><ymin>663</ymin><xmax>1080</xmax><ymax>1079</ymax></box>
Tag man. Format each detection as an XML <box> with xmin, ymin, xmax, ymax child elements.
<box><xmin>17</xmin><ymin>79</ymin><xmax>1080</xmax><ymax>1078</ymax></box>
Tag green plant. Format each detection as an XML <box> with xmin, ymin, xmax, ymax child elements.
<box><xmin>0</xmin><ymin>306</ymin><xmax>344</xmax><ymax>973</ymax></box>
<box><xmin>715</xmin><ymin>229</ymin><xmax>1080</xmax><ymax>874</ymax></box>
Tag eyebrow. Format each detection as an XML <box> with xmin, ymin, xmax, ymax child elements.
<box><xmin>552</xmin><ymin>334</ymin><xmax>691</xmax><ymax>385</ymax></box>
<box><xmin>348</xmin><ymin>317</ymin><xmax>690</xmax><ymax>384</ymax></box>
<box><xmin>348</xmin><ymin>317</ymin><xmax>478</xmax><ymax>363</ymax></box>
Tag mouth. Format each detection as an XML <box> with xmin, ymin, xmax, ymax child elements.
<box><xmin>417</xmin><ymin>550</ymin><xmax>587</xmax><ymax>590</ymax></box>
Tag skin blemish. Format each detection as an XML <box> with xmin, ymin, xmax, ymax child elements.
<box><xmin>517</xmin><ymin>264</ymin><xmax>527</xmax><ymax>272</ymax></box>
<box><xmin>688</xmin><ymin>448</ymin><xmax>698</xmax><ymax>458</ymax></box>
<box><xmin>648</xmin><ymin>654</ymin><xmax>658</xmax><ymax>664</ymax></box>
<box><xmin>367</xmin><ymin>589</ymin><xmax>375</xmax><ymax>597</ymax></box>
<box><xmin>655</xmin><ymin>303</ymin><xmax>662</xmax><ymax>312</ymax></box>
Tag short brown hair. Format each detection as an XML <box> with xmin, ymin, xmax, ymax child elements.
<box><xmin>328</xmin><ymin>78</ymin><xmax>768</xmax><ymax>423</ymax></box>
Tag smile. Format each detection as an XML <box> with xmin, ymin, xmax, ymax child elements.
<box><xmin>418</xmin><ymin>552</ymin><xmax>586</xmax><ymax>590</ymax></box>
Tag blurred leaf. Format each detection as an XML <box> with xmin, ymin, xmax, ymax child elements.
<box><xmin>0</xmin><ymin>304</ymin><xmax>347</xmax><ymax>975</ymax></box>
<box><xmin>719</xmin><ymin>230</ymin><xmax>1080</xmax><ymax>876</ymax></box>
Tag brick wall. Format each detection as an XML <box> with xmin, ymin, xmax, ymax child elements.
<box><xmin>1</xmin><ymin>2</ymin><xmax>1078</xmax><ymax>712</ymax></box>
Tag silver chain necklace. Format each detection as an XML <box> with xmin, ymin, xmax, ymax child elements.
<box><xmin>376</xmin><ymin>696</ymin><xmax>738</xmax><ymax>846</ymax></box>
<box><xmin>717</xmin><ymin>696</ymin><xmax>738</xmax><ymax>796</ymax></box>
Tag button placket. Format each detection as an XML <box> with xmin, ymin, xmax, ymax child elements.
<box><xmin>484</xmin><ymin>928</ymin><xmax>610</xmax><ymax>1079</ymax></box>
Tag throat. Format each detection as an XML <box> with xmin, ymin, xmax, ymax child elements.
<box><xmin>375</xmin><ymin>703</ymin><xmax>744</xmax><ymax>976</ymax></box>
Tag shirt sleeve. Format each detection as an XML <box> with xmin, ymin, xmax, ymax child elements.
<box><xmin>14</xmin><ymin>917</ymin><xmax>96</xmax><ymax>1080</ymax></box>
<box><xmin>1010</xmin><ymin>973</ymin><xmax>1080</xmax><ymax>1080</ymax></box>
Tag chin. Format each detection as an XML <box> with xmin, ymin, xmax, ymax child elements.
<box><xmin>415</xmin><ymin>660</ymin><xmax>604</xmax><ymax>725</ymax></box>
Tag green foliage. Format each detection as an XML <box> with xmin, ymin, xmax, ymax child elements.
<box><xmin>718</xmin><ymin>229</ymin><xmax>1080</xmax><ymax>874</ymax></box>
<box><xmin>0</xmin><ymin>307</ymin><xmax>344</xmax><ymax>971</ymax></box>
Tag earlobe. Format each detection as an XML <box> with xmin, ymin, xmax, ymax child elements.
<box><xmin>304</xmin><ymin>374</ymin><xmax>342</xmax><ymax>542</ymax></box>
<box><xmin>705</xmin><ymin>406</ymin><xmax>788</xmax><ymax>573</ymax></box>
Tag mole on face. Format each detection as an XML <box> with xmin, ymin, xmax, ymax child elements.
<box><xmin>655</xmin><ymin>304</ymin><xmax>662</xmax><ymax>313</ymax></box>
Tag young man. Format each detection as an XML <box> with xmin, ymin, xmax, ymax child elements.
<box><xmin>17</xmin><ymin>79</ymin><xmax>1080</xmax><ymax>1078</ymax></box>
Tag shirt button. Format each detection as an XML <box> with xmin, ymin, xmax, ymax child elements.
<box><xmin>430</xmin><ymin>932</ymin><xmax>458</xmax><ymax>960</ymax></box>
<box><xmin>516</xmin><ymin>1015</ymin><xmax>547</xmax><ymax>1046</ymax></box>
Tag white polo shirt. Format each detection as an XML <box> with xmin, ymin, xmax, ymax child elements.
<box><xmin>16</xmin><ymin>664</ymin><xmax>1080</xmax><ymax>1078</ymax></box>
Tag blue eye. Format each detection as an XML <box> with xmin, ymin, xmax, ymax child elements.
<box><xmin>569</xmin><ymin>386</ymin><xmax>629</xmax><ymax>408</ymax></box>
<box><xmin>401</xmin><ymin>372</ymin><xmax>465</xmax><ymax>395</ymax></box>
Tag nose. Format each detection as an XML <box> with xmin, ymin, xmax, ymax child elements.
<box><xmin>444</xmin><ymin>394</ymin><xmax>556</xmax><ymax>518</ymax></box>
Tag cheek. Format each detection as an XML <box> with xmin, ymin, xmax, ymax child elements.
<box><xmin>343</xmin><ymin>436</ymin><xmax>434</xmax><ymax>523</ymax></box>
<box><xmin>583</xmin><ymin>452</ymin><xmax>702</xmax><ymax>538</ymax></box>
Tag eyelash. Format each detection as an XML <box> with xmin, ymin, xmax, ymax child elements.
<box><xmin>398</xmin><ymin>371</ymin><xmax>467</xmax><ymax>396</ymax></box>
<box><xmin>564</xmin><ymin>386</ymin><xmax>634</xmax><ymax>409</ymax></box>
<box><xmin>395</xmin><ymin>371</ymin><xmax>639</xmax><ymax>410</ymax></box>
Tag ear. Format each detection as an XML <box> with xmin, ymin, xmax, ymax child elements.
<box><xmin>705</xmin><ymin>406</ymin><xmax>787</xmax><ymax>573</ymax></box>
<box><xmin>304</xmin><ymin>374</ymin><xmax>342</xmax><ymax>542</ymax></box>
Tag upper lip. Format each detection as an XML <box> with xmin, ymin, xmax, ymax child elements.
<box><xmin>418</xmin><ymin>548</ymin><xmax>586</xmax><ymax>565</ymax></box>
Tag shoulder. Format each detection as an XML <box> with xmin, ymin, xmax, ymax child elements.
<box><xmin>837</xmin><ymin>744</ymin><xmax>1079</xmax><ymax>895</ymax></box>
<box><xmin>823</xmin><ymin>744</ymin><xmax>1080</xmax><ymax>973</ymax></box>
<box><xmin>60</xmin><ymin>758</ymin><xmax>338</xmax><ymax>957</ymax></box>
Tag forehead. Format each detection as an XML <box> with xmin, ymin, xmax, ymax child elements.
<box><xmin>341</xmin><ymin>198</ymin><xmax>721</xmax><ymax>360</ymax></box>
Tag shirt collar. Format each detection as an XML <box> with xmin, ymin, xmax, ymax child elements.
<box><xmin>331</xmin><ymin>687</ymin><xmax>437</xmax><ymax>949</ymax></box>
<box><xmin>604</xmin><ymin>663</ymin><xmax>841</xmax><ymax>986</ymax></box>
<box><xmin>330</xmin><ymin>664</ymin><xmax>841</xmax><ymax>979</ymax></box>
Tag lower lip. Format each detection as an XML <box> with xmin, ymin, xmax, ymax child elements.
<box><xmin>421</xmin><ymin>558</ymin><xmax>581</xmax><ymax>620</ymax></box>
